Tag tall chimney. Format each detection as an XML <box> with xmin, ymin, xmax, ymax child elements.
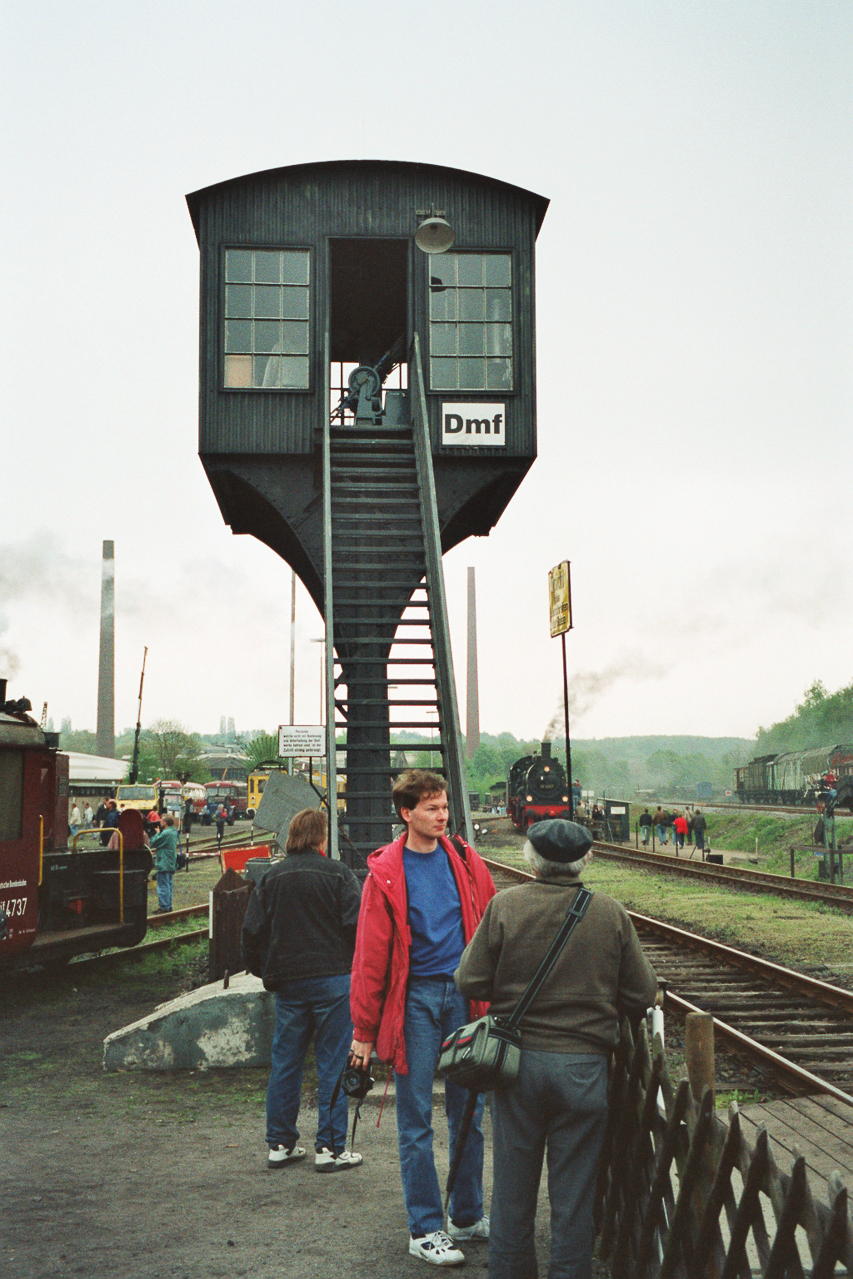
<box><xmin>96</xmin><ymin>540</ymin><xmax>115</xmax><ymax>758</ymax></box>
<box><xmin>466</xmin><ymin>567</ymin><xmax>480</xmax><ymax>760</ymax></box>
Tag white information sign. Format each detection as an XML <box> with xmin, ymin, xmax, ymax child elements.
<box><xmin>278</xmin><ymin>725</ymin><xmax>325</xmax><ymax>757</ymax></box>
<box><xmin>441</xmin><ymin>402</ymin><xmax>506</xmax><ymax>447</ymax></box>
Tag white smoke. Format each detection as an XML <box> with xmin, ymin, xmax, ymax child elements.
<box><xmin>0</xmin><ymin>532</ymin><xmax>96</xmax><ymax>613</ymax></box>
<box><xmin>0</xmin><ymin>609</ymin><xmax>20</xmax><ymax>677</ymax></box>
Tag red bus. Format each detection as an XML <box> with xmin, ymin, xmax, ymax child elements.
<box><xmin>204</xmin><ymin>780</ymin><xmax>249</xmax><ymax>822</ymax></box>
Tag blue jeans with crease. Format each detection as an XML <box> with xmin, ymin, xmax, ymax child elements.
<box><xmin>266</xmin><ymin>973</ymin><xmax>352</xmax><ymax>1154</ymax></box>
<box><xmin>489</xmin><ymin>1049</ymin><xmax>609</xmax><ymax>1279</ymax></box>
<box><xmin>395</xmin><ymin>976</ymin><xmax>485</xmax><ymax>1238</ymax></box>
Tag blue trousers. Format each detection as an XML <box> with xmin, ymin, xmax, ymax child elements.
<box><xmin>489</xmin><ymin>1050</ymin><xmax>608</xmax><ymax>1279</ymax></box>
<box><xmin>156</xmin><ymin>871</ymin><xmax>173</xmax><ymax>911</ymax></box>
<box><xmin>266</xmin><ymin>974</ymin><xmax>352</xmax><ymax>1153</ymax></box>
<box><xmin>395</xmin><ymin>977</ymin><xmax>485</xmax><ymax>1238</ymax></box>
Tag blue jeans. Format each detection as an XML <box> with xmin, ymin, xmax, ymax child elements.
<box><xmin>395</xmin><ymin>977</ymin><xmax>485</xmax><ymax>1238</ymax></box>
<box><xmin>490</xmin><ymin>1050</ymin><xmax>608</xmax><ymax>1279</ymax></box>
<box><xmin>156</xmin><ymin>871</ymin><xmax>173</xmax><ymax>911</ymax></box>
<box><xmin>656</xmin><ymin>825</ymin><xmax>665</xmax><ymax>844</ymax></box>
<box><xmin>266</xmin><ymin>974</ymin><xmax>352</xmax><ymax>1153</ymax></box>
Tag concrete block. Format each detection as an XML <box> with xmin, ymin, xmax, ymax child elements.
<box><xmin>103</xmin><ymin>973</ymin><xmax>275</xmax><ymax>1072</ymax></box>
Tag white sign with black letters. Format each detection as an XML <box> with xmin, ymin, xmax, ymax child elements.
<box><xmin>441</xmin><ymin>402</ymin><xmax>506</xmax><ymax>447</ymax></box>
<box><xmin>278</xmin><ymin>724</ymin><xmax>325</xmax><ymax>757</ymax></box>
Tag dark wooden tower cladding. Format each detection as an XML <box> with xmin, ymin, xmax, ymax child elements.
<box><xmin>187</xmin><ymin>160</ymin><xmax>548</xmax><ymax>864</ymax></box>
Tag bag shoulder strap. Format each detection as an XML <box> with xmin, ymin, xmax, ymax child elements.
<box><xmin>504</xmin><ymin>887</ymin><xmax>592</xmax><ymax>1032</ymax></box>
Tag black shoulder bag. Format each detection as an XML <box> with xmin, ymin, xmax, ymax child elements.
<box><xmin>438</xmin><ymin>886</ymin><xmax>593</xmax><ymax>1093</ymax></box>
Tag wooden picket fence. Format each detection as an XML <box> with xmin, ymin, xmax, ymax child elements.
<box><xmin>595</xmin><ymin>1016</ymin><xmax>853</xmax><ymax>1277</ymax></box>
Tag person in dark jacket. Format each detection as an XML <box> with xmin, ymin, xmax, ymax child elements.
<box><xmin>456</xmin><ymin>820</ymin><xmax>657</xmax><ymax>1279</ymax></box>
<box><xmin>241</xmin><ymin>808</ymin><xmax>363</xmax><ymax>1173</ymax></box>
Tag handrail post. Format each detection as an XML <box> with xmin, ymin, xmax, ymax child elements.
<box><xmin>118</xmin><ymin>830</ymin><xmax>124</xmax><ymax>923</ymax></box>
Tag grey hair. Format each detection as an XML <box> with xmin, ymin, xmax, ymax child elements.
<box><xmin>523</xmin><ymin>840</ymin><xmax>590</xmax><ymax>879</ymax></box>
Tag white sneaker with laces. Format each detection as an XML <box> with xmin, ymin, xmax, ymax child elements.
<box><xmin>447</xmin><ymin>1215</ymin><xmax>490</xmax><ymax>1241</ymax></box>
<box><xmin>267</xmin><ymin>1144</ymin><xmax>306</xmax><ymax>1168</ymax></box>
<box><xmin>408</xmin><ymin>1231</ymin><xmax>465</xmax><ymax>1266</ymax></box>
<box><xmin>314</xmin><ymin>1147</ymin><xmax>363</xmax><ymax>1173</ymax></box>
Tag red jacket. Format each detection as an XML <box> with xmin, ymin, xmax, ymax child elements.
<box><xmin>350</xmin><ymin>833</ymin><xmax>496</xmax><ymax>1073</ymax></box>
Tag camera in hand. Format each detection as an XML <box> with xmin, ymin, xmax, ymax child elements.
<box><xmin>341</xmin><ymin>1063</ymin><xmax>374</xmax><ymax>1100</ymax></box>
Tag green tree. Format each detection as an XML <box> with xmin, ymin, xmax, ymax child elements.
<box><xmin>58</xmin><ymin>728</ymin><xmax>98</xmax><ymax>754</ymax></box>
<box><xmin>144</xmin><ymin>720</ymin><xmax>206</xmax><ymax>782</ymax></box>
<box><xmin>245</xmin><ymin>732</ymin><xmax>284</xmax><ymax>770</ymax></box>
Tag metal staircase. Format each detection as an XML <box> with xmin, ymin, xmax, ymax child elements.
<box><xmin>322</xmin><ymin>336</ymin><xmax>471</xmax><ymax>867</ymax></box>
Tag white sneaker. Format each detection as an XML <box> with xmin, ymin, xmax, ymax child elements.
<box><xmin>314</xmin><ymin>1147</ymin><xmax>363</xmax><ymax>1173</ymax></box>
<box><xmin>268</xmin><ymin>1144</ymin><xmax>306</xmax><ymax>1168</ymax></box>
<box><xmin>409</xmin><ymin>1231</ymin><xmax>465</xmax><ymax>1266</ymax></box>
<box><xmin>447</xmin><ymin>1215</ymin><xmax>489</xmax><ymax>1241</ymax></box>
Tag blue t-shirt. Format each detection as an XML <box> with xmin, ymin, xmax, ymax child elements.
<box><xmin>403</xmin><ymin>845</ymin><xmax>466</xmax><ymax>977</ymax></box>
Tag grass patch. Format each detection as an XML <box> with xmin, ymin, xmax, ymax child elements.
<box><xmin>486</xmin><ymin>842</ymin><xmax>853</xmax><ymax>977</ymax></box>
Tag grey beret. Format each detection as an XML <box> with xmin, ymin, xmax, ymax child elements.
<box><xmin>526</xmin><ymin>819</ymin><xmax>592</xmax><ymax>864</ymax></box>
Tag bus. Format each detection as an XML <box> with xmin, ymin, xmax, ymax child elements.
<box><xmin>204</xmin><ymin>780</ymin><xmax>249</xmax><ymax>821</ymax></box>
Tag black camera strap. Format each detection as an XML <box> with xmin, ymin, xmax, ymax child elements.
<box><xmin>330</xmin><ymin>1064</ymin><xmax>373</xmax><ymax>1154</ymax></box>
<box><xmin>504</xmin><ymin>886</ymin><xmax>592</xmax><ymax>1032</ymax></box>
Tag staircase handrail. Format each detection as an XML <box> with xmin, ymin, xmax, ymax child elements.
<box><xmin>322</xmin><ymin>329</ymin><xmax>339</xmax><ymax>859</ymax></box>
<box><xmin>409</xmin><ymin>334</ymin><xmax>474</xmax><ymax>845</ymax></box>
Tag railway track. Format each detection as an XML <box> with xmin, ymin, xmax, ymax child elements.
<box><xmin>53</xmin><ymin>848</ymin><xmax>853</xmax><ymax>1107</ymax></box>
<box><xmin>483</xmin><ymin>857</ymin><xmax>853</xmax><ymax>1106</ymax></box>
<box><xmin>591</xmin><ymin>838</ymin><xmax>853</xmax><ymax>910</ymax></box>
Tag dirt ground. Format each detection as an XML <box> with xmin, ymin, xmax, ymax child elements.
<box><xmin>0</xmin><ymin>934</ymin><xmax>611</xmax><ymax>1278</ymax></box>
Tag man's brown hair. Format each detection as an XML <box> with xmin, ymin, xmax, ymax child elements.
<box><xmin>285</xmin><ymin>808</ymin><xmax>328</xmax><ymax>854</ymax></box>
<box><xmin>392</xmin><ymin>770</ymin><xmax>447</xmax><ymax>821</ymax></box>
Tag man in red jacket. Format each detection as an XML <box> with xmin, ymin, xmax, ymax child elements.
<box><xmin>350</xmin><ymin>770</ymin><xmax>496</xmax><ymax>1267</ymax></box>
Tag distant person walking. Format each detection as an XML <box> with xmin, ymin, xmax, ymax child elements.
<box><xmin>216</xmin><ymin>805</ymin><xmax>227</xmax><ymax>843</ymax></box>
<box><xmin>673</xmin><ymin>812</ymin><xmax>688</xmax><ymax>852</ymax></box>
<box><xmin>69</xmin><ymin>803</ymin><xmax>81</xmax><ymax>837</ymax></box>
<box><xmin>83</xmin><ymin>802</ymin><xmax>94</xmax><ymax>829</ymax></box>
<box><xmin>639</xmin><ymin>808</ymin><xmax>652</xmax><ymax>846</ymax></box>
<box><xmin>654</xmin><ymin>806</ymin><xmax>666</xmax><ymax>845</ymax></box>
<box><xmin>693</xmin><ymin>809</ymin><xmax>707</xmax><ymax>854</ymax></box>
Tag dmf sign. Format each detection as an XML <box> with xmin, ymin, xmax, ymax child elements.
<box><xmin>441</xmin><ymin>402</ymin><xmax>506</xmax><ymax>448</ymax></box>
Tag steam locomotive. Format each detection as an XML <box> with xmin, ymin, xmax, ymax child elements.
<box><xmin>0</xmin><ymin>681</ymin><xmax>152</xmax><ymax>969</ymax></box>
<box><xmin>507</xmin><ymin>742</ymin><xmax>576</xmax><ymax>832</ymax></box>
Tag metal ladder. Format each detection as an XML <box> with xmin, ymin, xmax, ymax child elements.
<box><xmin>321</xmin><ymin>336</ymin><xmax>471</xmax><ymax>867</ymax></box>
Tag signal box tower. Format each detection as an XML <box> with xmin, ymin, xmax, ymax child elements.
<box><xmin>187</xmin><ymin>161</ymin><xmax>548</xmax><ymax>866</ymax></box>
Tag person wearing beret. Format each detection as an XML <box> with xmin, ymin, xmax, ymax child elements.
<box><xmin>455</xmin><ymin>819</ymin><xmax>658</xmax><ymax>1279</ymax></box>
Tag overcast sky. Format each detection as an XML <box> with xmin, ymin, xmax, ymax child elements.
<box><xmin>2</xmin><ymin>2</ymin><xmax>850</xmax><ymax>744</ymax></box>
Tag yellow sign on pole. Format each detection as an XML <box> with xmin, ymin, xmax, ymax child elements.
<box><xmin>549</xmin><ymin>561</ymin><xmax>572</xmax><ymax>637</ymax></box>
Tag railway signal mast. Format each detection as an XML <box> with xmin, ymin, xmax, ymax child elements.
<box><xmin>549</xmin><ymin>560</ymin><xmax>574</xmax><ymax>818</ymax></box>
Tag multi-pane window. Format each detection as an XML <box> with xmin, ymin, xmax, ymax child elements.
<box><xmin>429</xmin><ymin>253</ymin><xmax>512</xmax><ymax>391</ymax></box>
<box><xmin>223</xmin><ymin>249</ymin><xmax>310</xmax><ymax>389</ymax></box>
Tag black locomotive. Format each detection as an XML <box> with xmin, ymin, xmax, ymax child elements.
<box><xmin>507</xmin><ymin>742</ymin><xmax>575</xmax><ymax>832</ymax></box>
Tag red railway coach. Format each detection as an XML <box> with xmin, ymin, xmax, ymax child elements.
<box><xmin>0</xmin><ymin>683</ymin><xmax>152</xmax><ymax>969</ymax></box>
